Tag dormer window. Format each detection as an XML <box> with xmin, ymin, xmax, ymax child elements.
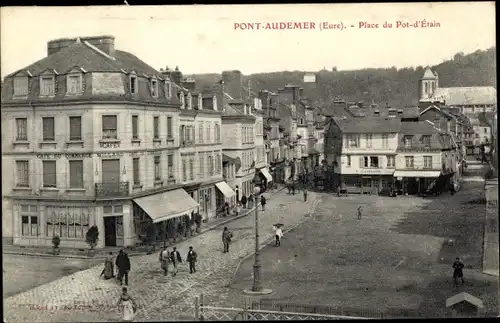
<box><xmin>165</xmin><ymin>80</ymin><xmax>172</xmax><ymax>99</ymax></box>
<box><xmin>67</xmin><ymin>74</ymin><xmax>83</xmax><ymax>94</ymax></box>
<box><xmin>40</xmin><ymin>75</ymin><xmax>55</xmax><ymax>96</ymax></box>
<box><xmin>151</xmin><ymin>79</ymin><xmax>158</xmax><ymax>97</ymax></box>
<box><xmin>404</xmin><ymin>135</ymin><xmax>413</xmax><ymax>148</ymax></box>
<box><xmin>130</xmin><ymin>75</ymin><xmax>138</xmax><ymax>94</ymax></box>
<box><xmin>13</xmin><ymin>76</ymin><xmax>29</xmax><ymax>97</ymax></box>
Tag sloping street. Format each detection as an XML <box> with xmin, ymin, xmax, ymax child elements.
<box><xmin>4</xmin><ymin>190</ymin><xmax>321</xmax><ymax>322</ymax></box>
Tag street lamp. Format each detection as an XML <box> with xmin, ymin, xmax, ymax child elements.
<box><xmin>243</xmin><ymin>172</ymin><xmax>272</xmax><ymax>295</ymax></box>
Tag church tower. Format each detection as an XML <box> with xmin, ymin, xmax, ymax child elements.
<box><xmin>419</xmin><ymin>66</ymin><xmax>438</xmax><ymax>101</ymax></box>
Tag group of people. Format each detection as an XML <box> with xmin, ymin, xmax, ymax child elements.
<box><xmin>100</xmin><ymin>250</ymin><xmax>131</xmax><ymax>286</ymax></box>
<box><xmin>158</xmin><ymin>245</ymin><xmax>198</xmax><ymax>276</ymax></box>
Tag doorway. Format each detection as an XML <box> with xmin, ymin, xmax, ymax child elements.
<box><xmin>104</xmin><ymin>216</ymin><xmax>117</xmax><ymax>247</ymax></box>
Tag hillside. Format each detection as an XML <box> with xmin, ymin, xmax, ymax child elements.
<box><xmin>190</xmin><ymin>47</ymin><xmax>496</xmax><ymax>111</ymax></box>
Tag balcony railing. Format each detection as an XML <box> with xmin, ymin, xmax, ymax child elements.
<box><xmin>95</xmin><ymin>182</ymin><xmax>129</xmax><ymax>197</ymax></box>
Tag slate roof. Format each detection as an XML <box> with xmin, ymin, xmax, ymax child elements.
<box><xmin>8</xmin><ymin>40</ymin><xmax>159</xmax><ymax>77</ymax></box>
<box><xmin>426</xmin><ymin>86</ymin><xmax>497</xmax><ymax>105</ymax></box>
<box><xmin>422</xmin><ymin>66</ymin><xmax>437</xmax><ymax>79</ymax></box>
<box><xmin>334</xmin><ymin>117</ymin><xmax>401</xmax><ymax>134</ymax></box>
<box><xmin>478</xmin><ymin>112</ymin><xmax>494</xmax><ymax>127</ymax></box>
<box><xmin>398</xmin><ymin>121</ymin><xmax>455</xmax><ymax>150</ymax></box>
<box><xmin>2</xmin><ymin>38</ymin><xmax>178</xmax><ymax>106</ymax></box>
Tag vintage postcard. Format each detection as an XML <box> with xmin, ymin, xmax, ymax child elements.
<box><xmin>1</xmin><ymin>2</ymin><xmax>498</xmax><ymax>321</ymax></box>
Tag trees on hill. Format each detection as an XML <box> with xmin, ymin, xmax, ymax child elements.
<box><xmin>192</xmin><ymin>47</ymin><xmax>496</xmax><ymax>110</ymax></box>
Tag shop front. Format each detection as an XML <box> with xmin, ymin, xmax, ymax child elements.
<box><xmin>215</xmin><ymin>181</ymin><xmax>236</xmax><ymax>215</ymax></box>
<box><xmin>132</xmin><ymin>188</ymin><xmax>199</xmax><ymax>245</ymax></box>
<box><xmin>393</xmin><ymin>170</ymin><xmax>441</xmax><ymax>195</ymax></box>
<box><xmin>12</xmin><ymin>199</ymin><xmax>96</xmax><ymax>248</ymax></box>
<box><xmin>340</xmin><ymin>168</ymin><xmax>395</xmax><ymax>194</ymax></box>
<box><xmin>256</xmin><ymin>167</ymin><xmax>273</xmax><ymax>191</ymax></box>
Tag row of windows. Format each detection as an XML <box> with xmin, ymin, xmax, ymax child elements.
<box><xmin>345</xmin><ymin>134</ymin><xmax>390</xmax><ymax>149</ymax></box>
<box><xmin>242</xmin><ymin>151</ymin><xmax>255</xmax><ymax>170</ymax></box>
<box><xmin>13</xmin><ymin>73</ymin><xmax>85</xmax><ymax>97</ymax></box>
<box><xmin>15</xmin><ymin>160</ymin><xmax>84</xmax><ymax>188</ymax></box>
<box><xmin>179</xmin><ymin>122</ymin><xmax>221</xmax><ymax>145</ymax></box>
<box><xmin>344</xmin><ymin>155</ymin><xmax>434</xmax><ymax>169</ymax></box>
<box><xmin>13</xmin><ymin>115</ymin><xmax>221</xmax><ymax>143</ymax></box>
<box><xmin>15</xmin><ymin>152</ymin><xmax>224</xmax><ymax>189</ymax></box>
<box><xmin>181</xmin><ymin>152</ymin><xmax>222</xmax><ymax>182</ymax></box>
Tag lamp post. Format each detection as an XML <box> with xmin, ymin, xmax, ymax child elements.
<box><xmin>244</xmin><ymin>172</ymin><xmax>272</xmax><ymax>295</ymax></box>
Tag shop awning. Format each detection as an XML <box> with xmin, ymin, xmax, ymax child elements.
<box><xmin>133</xmin><ymin>189</ymin><xmax>199</xmax><ymax>223</ymax></box>
<box><xmin>393</xmin><ymin>170</ymin><xmax>441</xmax><ymax>178</ymax></box>
<box><xmin>260</xmin><ymin>168</ymin><xmax>273</xmax><ymax>182</ymax></box>
<box><xmin>215</xmin><ymin>181</ymin><xmax>236</xmax><ymax>198</ymax></box>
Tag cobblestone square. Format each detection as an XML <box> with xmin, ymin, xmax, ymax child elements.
<box><xmin>228</xmin><ymin>183</ymin><xmax>499</xmax><ymax>318</ymax></box>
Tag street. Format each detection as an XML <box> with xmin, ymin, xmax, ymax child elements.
<box><xmin>3</xmin><ymin>189</ymin><xmax>321</xmax><ymax>322</ymax></box>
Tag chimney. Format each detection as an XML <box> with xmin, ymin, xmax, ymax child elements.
<box><xmin>47</xmin><ymin>37</ymin><xmax>79</xmax><ymax>56</ymax></box>
<box><xmin>81</xmin><ymin>36</ymin><xmax>115</xmax><ymax>57</ymax></box>
<box><xmin>222</xmin><ymin>70</ymin><xmax>243</xmax><ymax>100</ymax></box>
<box><xmin>183</xmin><ymin>78</ymin><xmax>196</xmax><ymax>92</ymax></box>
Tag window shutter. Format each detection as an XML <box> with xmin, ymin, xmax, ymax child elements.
<box><xmin>102</xmin><ymin>115</ymin><xmax>117</xmax><ymax>130</ymax></box>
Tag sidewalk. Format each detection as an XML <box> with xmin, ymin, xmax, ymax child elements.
<box><xmin>4</xmin><ymin>186</ymin><xmax>316</xmax><ymax>323</ymax></box>
<box><xmin>2</xmin><ymin>187</ymin><xmax>286</xmax><ymax>260</ymax></box>
<box><xmin>483</xmin><ymin>180</ymin><xmax>499</xmax><ymax>277</ymax></box>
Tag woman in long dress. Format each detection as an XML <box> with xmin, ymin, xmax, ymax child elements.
<box><xmin>100</xmin><ymin>252</ymin><xmax>115</xmax><ymax>280</ymax></box>
<box><xmin>117</xmin><ymin>287</ymin><xmax>137</xmax><ymax>322</ymax></box>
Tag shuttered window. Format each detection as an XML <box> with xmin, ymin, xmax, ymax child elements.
<box><xmin>43</xmin><ymin>161</ymin><xmax>57</xmax><ymax>187</ymax></box>
<box><xmin>69</xmin><ymin>116</ymin><xmax>82</xmax><ymax>140</ymax></box>
<box><xmin>42</xmin><ymin>117</ymin><xmax>55</xmax><ymax>141</ymax></box>
<box><xmin>69</xmin><ymin>160</ymin><xmax>84</xmax><ymax>188</ymax></box>
<box><xmin>102</xmin><ymin>115</ymin><xmax>117</xmax><ymax>139</ymax></box>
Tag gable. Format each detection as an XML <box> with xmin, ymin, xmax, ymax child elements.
<box><xmin>65</xmin><ymin>66</ymin><xmax>87</xmax><ymax>74</ymax></box>
<box><xmin>11</xmin><ymin>70</ymin><xmax>33</xmax><ymax>78</ymax></box>
<box><xmin>38</xmin><ymin>68</ymin><xmax>59</xmax><ymax>76</ymax></box>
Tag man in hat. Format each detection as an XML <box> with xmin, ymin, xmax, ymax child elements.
<box><xmin>186</xmin><ymin>246</ymin><xmax>197</xmax><ymax>274</ymax></box>
<box><xmin>452</xmin><ymin>257</ymin><xmax>465</xmax><ymax>287</ymax></box>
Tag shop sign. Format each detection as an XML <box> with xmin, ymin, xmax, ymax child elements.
<box><xmin>96</xmin><ymin>152</ymin><xmax>124</xmax><ymax>158</ymax></box>
<box><xmin>99</xmin><ymin>142</ymin><xmax>120</xmax><ymax>149</ymax></box>
<box><xmin>36</xmin><ymin>153</ymin><xmax>62</xmax><ymax>159</ymax></box>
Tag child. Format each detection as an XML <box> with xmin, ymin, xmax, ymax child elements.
<box><xmin>235</xmin><ymin>203</ymin><xmax>241</xmax><ymax>216</ymax></box>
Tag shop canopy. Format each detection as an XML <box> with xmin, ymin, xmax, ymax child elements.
<box><xmin>215</xmin><ymin>181</ymin><xmax>236</xmax><ymax>198</ymax></box>
<box><xmin>133</xmin><ymin>189</ymin><xmax>199</xmax><ymax>223</ymax></box>
<box><xmin>393</xmin><ymin>171</ymin><xmax>441</xmax><ymax>178</ymax></box>
<box><xmin>260</xmin><ymin>168</ymin><xmax>273</xmax><ymax>182</ymax></box>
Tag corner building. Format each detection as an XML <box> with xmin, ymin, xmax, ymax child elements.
<box><xmin>1</xmin><ymin>36</ymin><xmax>208</xmax><ymax>248</ymax></box>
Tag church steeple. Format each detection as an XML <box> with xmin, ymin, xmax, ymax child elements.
<box><xmin>419</xmin><ymin>66</ymin><xmax>438</xmax><ymax>101</ymax></box>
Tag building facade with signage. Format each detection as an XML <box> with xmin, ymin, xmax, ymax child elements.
<box><xmin>1</xmin><ymin>36</ymin><xmax>203</xmax><ymax>248</ymax></box>
<box><xmin>163</xmin><ymin>71</ymin><xmax>229</xmax><ymax>220</ymax></box>
<box><xmin>325</xmin><ymin>117</ymin><xmax>401</xmax><ymax>194</ymax></box>
<box><xmin>394</xmin><ymin>121</ymin><xmax>458</xmax><ymax>195</ymax></box>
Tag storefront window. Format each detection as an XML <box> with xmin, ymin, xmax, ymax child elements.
<box><xmin>45</xmin><ymin>206</ymin><xmax>89</xmax><ymax>238</ymax></box>
<box><xmin>20</xmin><ymin>205</ymin><xmax>38</xmax><ymax>236</ymax></box>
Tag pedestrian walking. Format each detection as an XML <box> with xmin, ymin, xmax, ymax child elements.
<box><xmin>357</xmin><ymin>206</ymin><xmax>362</xmax><ymax>220</ymax></box>
<box><xmin>273</xmin><ymin>225</ymin><xmax>283</xmax><ymax>247</ymax></box>
<box><xmin>292</xmin><ymin>182</ymin><xmax>296</xmax><ymax>195</ymax></box>
<box><xmin>303</xmin><ymin>189</ymin><xmax>308</xmax><ymax>202</ymax></box>
<box><xmin>100</xmin><ymin>252</ymin><xmax>115</xmax><ymax>280</ymax></box>
<box><xmin>117</xmin><ymin>287</ymin><xmax>137</xmax><ymax>322</ymax></box>
<box><xmin>186</xmin><ymin>246</ymin><xmax>197</xmax><ymax>274</ymax></box>
<box><xmin>241</xmin><ymin>195</ymin><xmax>247</xmax><ymax>209</ymax></box>
<box><xmin>159</xmin><ymin>246</ymin><xmax>170</xmax><ymax>276</ymax></box>
<box><xmin>452</xmin><ymin>257</ymin><xmax>465</xmax><ymax>287</ymax></box>
<box><xmin>248</xmin><ymin>194</ymin><xmax>254</xmax><ymax>209</ymax></box>
<box><xmin>260</xmin><ymin>195</ymin><xmax>267</xmax><ymax>212</ymax></box>
<box><xmin>235</xmin><ymin>203</ymin><xmax>241</xmax><ymax>216</ymax></box>
<box><xmin>222</xmin><ymin>227</ymin><xmax>233</xmax><ymax>253</ymax></box>
<box><xmin>170</xmin><ymin>247</ymin><xmax>182</xmax><ymax>276</ymax></box>
<box><xmin>116</xmin><ymin>250</ymin><xmax>131</xmax><ymax>286</ymax></box>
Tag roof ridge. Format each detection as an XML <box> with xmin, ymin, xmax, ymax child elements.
<box><xmin>83</xmin><ymin>41</ymin><xmax>116</xmax><ymax>61</ymax></box>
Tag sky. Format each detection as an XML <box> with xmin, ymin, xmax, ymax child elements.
<box><xmin>0</xmin><ymin>3</ymin><xmax>496</xmax><ymax>78</ymax></box>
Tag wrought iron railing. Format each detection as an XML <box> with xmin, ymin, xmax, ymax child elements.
<box><xmin>95</xmin><ymin>182</ymin><xmax>129</xmax><ymax>197</ymax></box>
<box><xmin>194</xmin><ymin>295</ymin><xmax>372</xmax><ymax>321</ymax></box>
